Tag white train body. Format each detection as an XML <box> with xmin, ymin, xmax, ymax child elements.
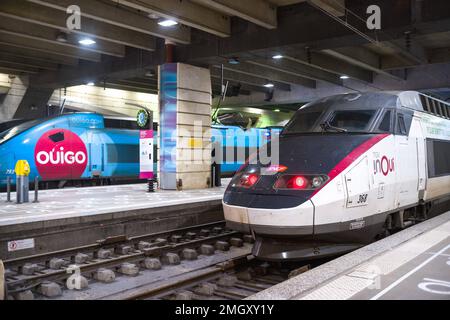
<box><xmin>223</xmin><ymin>91</ymin><xmax>450</xmax><ymax>260</ymax></box>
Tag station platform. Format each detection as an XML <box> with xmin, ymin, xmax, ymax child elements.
<box><xmin>0</xmin><ymin>180</ymin><xmax>230</xmax><ymax>260</ymax></box>
<box><xmin>250</xmin><ymin>211</ymin><xmax>450</xmax><ymax>300</ymax></box>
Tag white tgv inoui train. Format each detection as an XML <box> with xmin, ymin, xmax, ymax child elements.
<box><xmin>223</xmin><ymin>91</ymin><xmax>450</xmax><ymax>260</ymax></box>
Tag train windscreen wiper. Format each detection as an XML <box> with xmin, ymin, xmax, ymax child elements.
<box><xmin>320</xmin><ymin>120</ymin><xmax>348</xmax><ymax>133</ymax></box>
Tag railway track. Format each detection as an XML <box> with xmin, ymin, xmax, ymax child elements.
<box><xmin>2</xmin><ymin>221</ymin><xmax>256</xmax><ymax>300</ymax></box>
<box><xmin>116</xmin><ymin>255</ymin><xmax>307</xmax><ymax>301</ymax></box>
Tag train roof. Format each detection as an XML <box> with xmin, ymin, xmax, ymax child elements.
<box><xmin>301</xmin><ymin>91</ymin><xmax>450</xmax><ymax>119</ymax></box>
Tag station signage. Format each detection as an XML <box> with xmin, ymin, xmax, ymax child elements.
<box><xmin>139</xmin><ymin>130</ymin><xmax>154</xmax><ymax>179</ymax></box>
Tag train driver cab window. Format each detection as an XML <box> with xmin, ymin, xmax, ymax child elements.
<box><xmin>377</xmin><ymin>110</ymin><xmax>392</xmax><ymax>132</ymax></box>
<box><xmin>396</xmin><ymin>114</ymin><xmax>407</xmax><ymax>135</ymax></box>
<box><xmin>283</xmin><ymin>111</ymin><xmax>322</xmax><ymax>134</ymax></box>
<box><xmin>328</xmin><ymin>109</ymin><xmax>376</xmax><ymax>132</ymax></box>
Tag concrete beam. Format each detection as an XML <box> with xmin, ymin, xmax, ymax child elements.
<box><xmin>0</xmin><ymin>44</ymin><xmax>79</xmax><ymax>66</ymax></box>
<box><xmin>430</xmin><ymin>47</ymin><xmax>450</xmax><ymax>64</ymax></box>
<box><xmin>246</xmin><ymin>58</ymin><xmax>341</xmax><ymax>85</ymax></box>
<box><xmin>211</xmin><ymin>79</ymin><xmax>268</xmax><ymax>94</ymax></box>
<box><xmin>211</xmin><ymin>84</ymin><xmax>251</xmax><ymax>96</ymax></box>
<box><xmin>210</xmin><ymin>66</ymin><xmax>291</xmax><ymax>91</ymax></box>
<box><xmin>0</xmin><ymin>53</ymin><xmax>58</xmax><ymax>71</ymax></box>
<box><xmin>307</xmin><ymin>0</ymin><xmax>345</xmax><ymax>17</ymax></box>
<box><xmin>0</xmin><ymin>35</ymin><xmax>101</xmax><ymax>63</ymax></box>
<box><xmin>112</xmin><ymin>0</ymin><xmax>230</xmax><ymax>37</ymax></box>
<box><xmin>14</xmin><ymin>86</ymin><xmax>54</xmax><ymax>119</ymax></box>
<box><xmin>179</xmin><ymin>1</ymin><xmax>450</xmax><ymax>61</ymax></box>
<box><xmin>29</xmin><ymin>47</ymin><xmax>164</xmax><ymax>89</ymax></box>
<box><xmin>322</xmin><ymin>47</ymin><xmax>404</xmax><ymax>80</ymax></box>
<box><xmin>28</xmin><ymin>0</ymin><xmax>191</xmax><ymax>44</ymax></box>
<box><xmin>270</xmin><ymin>49</ymin><xmax>373</xmax><ymax>83</ymax></box>
<box><xmin>191</xmin><ymin>0</ymin><xmax>277</xmax><ymax>29</ymax></box>
<box><xmin>0</xmin><ymin>16</ymin><xmax>125</xmax><ymax>57</ymax></box>
<box><xmin>219</xmin><ymin>61</ymin><xmax>316</xmax><ymax>88</ymax></box>
<box><xmin>382</xmin><ymin>38</ymin><xmax>429</xmax><ymax>66</ymax></box>
<box><xmin>0</xmin><ymin>66</ymin><xmax>39</xmax><ymax>75</ymax></box>
<box><xmin>102</xmin><ymin>82</ymin><xmax>158</xmax><ymax>94</ymax></box>
<box><xmin>0</xmin><ymin>0</ymin><xmax>156</xmax><ymax>51</ymax></box>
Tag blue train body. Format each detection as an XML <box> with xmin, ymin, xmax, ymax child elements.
<box><xmin>0</xmin><ymin>113</ymin><xmax>281</xmax><ymax>187</ymax></box>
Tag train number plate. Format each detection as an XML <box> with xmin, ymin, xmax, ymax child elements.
<box><xmin>350</xmin><ymin>220</ymin><xmax>365</xmax><ymax>230</ymax></box>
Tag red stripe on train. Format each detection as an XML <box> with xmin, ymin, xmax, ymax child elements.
<box><xmin>312</xmin><ymin>133</ymin><xmax>391</xmax><ymax>197</ymax></box>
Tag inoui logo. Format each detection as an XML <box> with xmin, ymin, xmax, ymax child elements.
<box><xmin>34</xmin><ymin>129</ymin><xmax>88</xmax><ymax>180</ymax></box>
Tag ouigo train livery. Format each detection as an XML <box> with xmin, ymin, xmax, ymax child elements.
<box><xmin>223</xmin><ymin>91</ymin><xmax>450</xmax><ymax>261</ymax></box>
<box><xmin>0</xmin><ymin>113</ymin><xmax>279</xmax><ymax>188</ymax></box>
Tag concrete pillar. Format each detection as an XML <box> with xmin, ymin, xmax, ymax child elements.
<box><xmin>14</xmin><ymin>86</ymin><xmax>54</xmax><ymax>119</ymax></box>
<box><xmin>159</xmin><ymin>63</ymin><xmax>212</xmax><ymax>190</ymax></box>
<box><xmin>0</xmin><ymin>74</ymin><xmax>28</xmax><ymax>120</ymax></box>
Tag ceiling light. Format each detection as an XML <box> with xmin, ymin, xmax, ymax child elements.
<box><xmin>340</xmin><ymin>75</ymin><xmax>350</xmax><ymax>80</ymax></box>
<box><xmin>228</xmin><ymin>57</ymin><xmax>240</xmax><ymax>65</ymax></box>
<box><xmin>274</xmin><ymin>109</ymin><xmax>280</xmax><ymax>112</ymax></box>
<box><xmin>158</xmin><ymin>19</ymin><xmax>178</xmax><ymax>27</ymax></box>
<box><xmin>86</xmin><ymin>82</ymin><xmax>95</xmax><ymax>86</ymax></box>
<box><xmin>264</xmin><ymin>83</ymin><xmax>274</xmax><ymax>88</ymax></box>
<box><xmin>272</xmin><ymin>54</ymin><xmax>283</xmax><ymax>59</ymax></box>
<box><xmin>148</xmin><ymin>13</ymin><xmax>160</xmax><ymax>20</ymax></box>
<box><xmin>56</xmin><ymin>32</ymin><xmax>68</xmax><ymax>43</ymax></box>
<box><xmin>144</xmin><ymin>70</ymin><xmax>155</xmax><ymax>77</ymax></box>
<box><xmin>79</xmin><ymin>38</ymin><xmax>96</xmax><ymax>46</ymax></box>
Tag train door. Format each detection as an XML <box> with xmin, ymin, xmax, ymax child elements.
<box><xmin>394</xmin><ymin>113</ymin><xmax>420</xmax><ymax>208</ymax></box>
<box><xmin>414</xmin><ymin>118</ymin><xmax>427</xmax><ymax>195</ymax></box>
<box><xmin>87</xmin><ymin>131</ymin><xmax>104</xmax><ymax>177</ymax></box>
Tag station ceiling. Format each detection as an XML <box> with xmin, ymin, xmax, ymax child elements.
<box><xmin>1</xmin><ymin>0</ymin><xmax>450</xmax><ymax>100</ymax></box>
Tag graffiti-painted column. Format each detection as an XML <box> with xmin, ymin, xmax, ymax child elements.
<box><xmin>159</xmin><ymin>63</ymin><xmax>212</xmax><ymax>190</ymax></box>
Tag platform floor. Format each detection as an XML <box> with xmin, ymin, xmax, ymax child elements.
<box><xmin>249</xmin><ymin>211</ymin><xmax>450</xmax><ymax>300</ymax></box>
<box><xmin>0</xmin><ymin>179</ymin><xmax>230</xmax><ymax>226</ymax></box>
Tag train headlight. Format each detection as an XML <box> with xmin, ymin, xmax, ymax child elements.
<box><xmin>232</xmin><ymin>172</ymin><xmax>260</xmax><ymax>188</ymax></box>
<box><xmin>274</xmin><ymin>174</ymin><xmax>328</xmax><ymax>190</ymax></box>
<box><xmin>312</xmin><ymin>176</ymin><xmax>325</xmax><ymax>188</ymax></box>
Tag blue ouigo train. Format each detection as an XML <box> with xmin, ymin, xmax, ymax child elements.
<box><xmin>0</xmin><ymin>113</ymin><xmax>281</xmax><ymax>188</ymax></box>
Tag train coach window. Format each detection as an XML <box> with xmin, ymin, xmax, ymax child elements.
<box><xmin>107</xmin><ymin>144</ymin><xmax>139</xmax><ymax>163</ymax></box>
<box><xmin>104</xmin><ymin>118</ymin><xmax>140</xmax><ymax>130</ymax></box>
<box><xmin>328</xmin><ymin>110</ymin><xmax>377</xmax><ymax>131</ymax></box>
<box><xmin>377</xmin><ymin>111</ymin><xmax>392</xmax><ymax>132</ymax></box>
<box><xmin>283</xmin><ymin>112</ymin><xmax>322</xmax><ymax>134</ymax></box>
<box><xmin>396</xmin><ymin>114</ymin><xmax>407</xmax><ymax>135</ymax></box>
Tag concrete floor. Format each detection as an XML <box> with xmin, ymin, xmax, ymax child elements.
<box><xmin>249</xmin><ymin>211</ymin><xmax>450</xmax><ymax>300</ymax></box>
<box><xmin>0</xmin><ymin>180</ymin><xmax>230</xmax><ymax>227</ymax></box>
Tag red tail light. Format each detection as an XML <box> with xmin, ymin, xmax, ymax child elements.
<box><xmin>292</xmin><ymin>176</ymin><xmax>308</xmax><ymax>189</ymax></box>
<box><xmin>274</xmin><ymin>174</ymin><xmax>329</xmax><ymax>190</ymax></box>
<box><xmin>234</xmin><ymin>173</ymin><xmax>260</xmax><ymax>188</ymax></box>
<box><xmin>247</xmin><ymin>174</ymin><xmax>259</xmax><ymax>186</ymax></box>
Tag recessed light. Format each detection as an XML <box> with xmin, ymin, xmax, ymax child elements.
<box><xmin>158</xmin><ymin>19</ymin><xmax>178</xmax><ymax>27</ymax></box>
<box><xmin>272</xmin><ymin>54</ymin><xmax>283</xmax><ymax>59</ymax></box>
<box><xmin>264</xmin><ymin>83</ymin><xmax>274</xmax><ymax>88</ymax></box>
<box><xmin>79</xmin><ymin>38</ymin><xmax>96</xmax><ymax>46</ymax></box>
<box><xmin>148</xmin><ymin>13</ymin><xmax>160</xmax><ymax>20</ymax></box>
<box><xmin>56</xmin><ymin>32</ymin><xmax>68</xmax><ymax>43</ymax></box>
<box><xmin>340</xmin><ymin>75</ymin><xmax>350</xmax><ymax>80</ymax></box>
<box><xmin>228</xmin><ymin>57</ymin><xmax>240</xmax><ymax>65</ymax></box>
<box><xmin>86</xmin><ymin>82</ymin><xmax>95</xmax><ymax>86</ymax></box>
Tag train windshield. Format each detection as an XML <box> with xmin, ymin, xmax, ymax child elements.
<box><xmin>0</xmin><ymin>119</ymin><xmax>27</xmax><ymax>133</ymax></box>
<box><xmin>327</xmin><ymin>110</ymin><xmax>377</xmax><ymax>131</ymax></box>
<box><xmin>0</xmin><ymin>119</ymin><xmax>42</xmax><ymax>144</ymax></box>
<box><xmin>283</xmin><ymin>107</ymin><xmax>378</xmax><ymax>134</ymax></box>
